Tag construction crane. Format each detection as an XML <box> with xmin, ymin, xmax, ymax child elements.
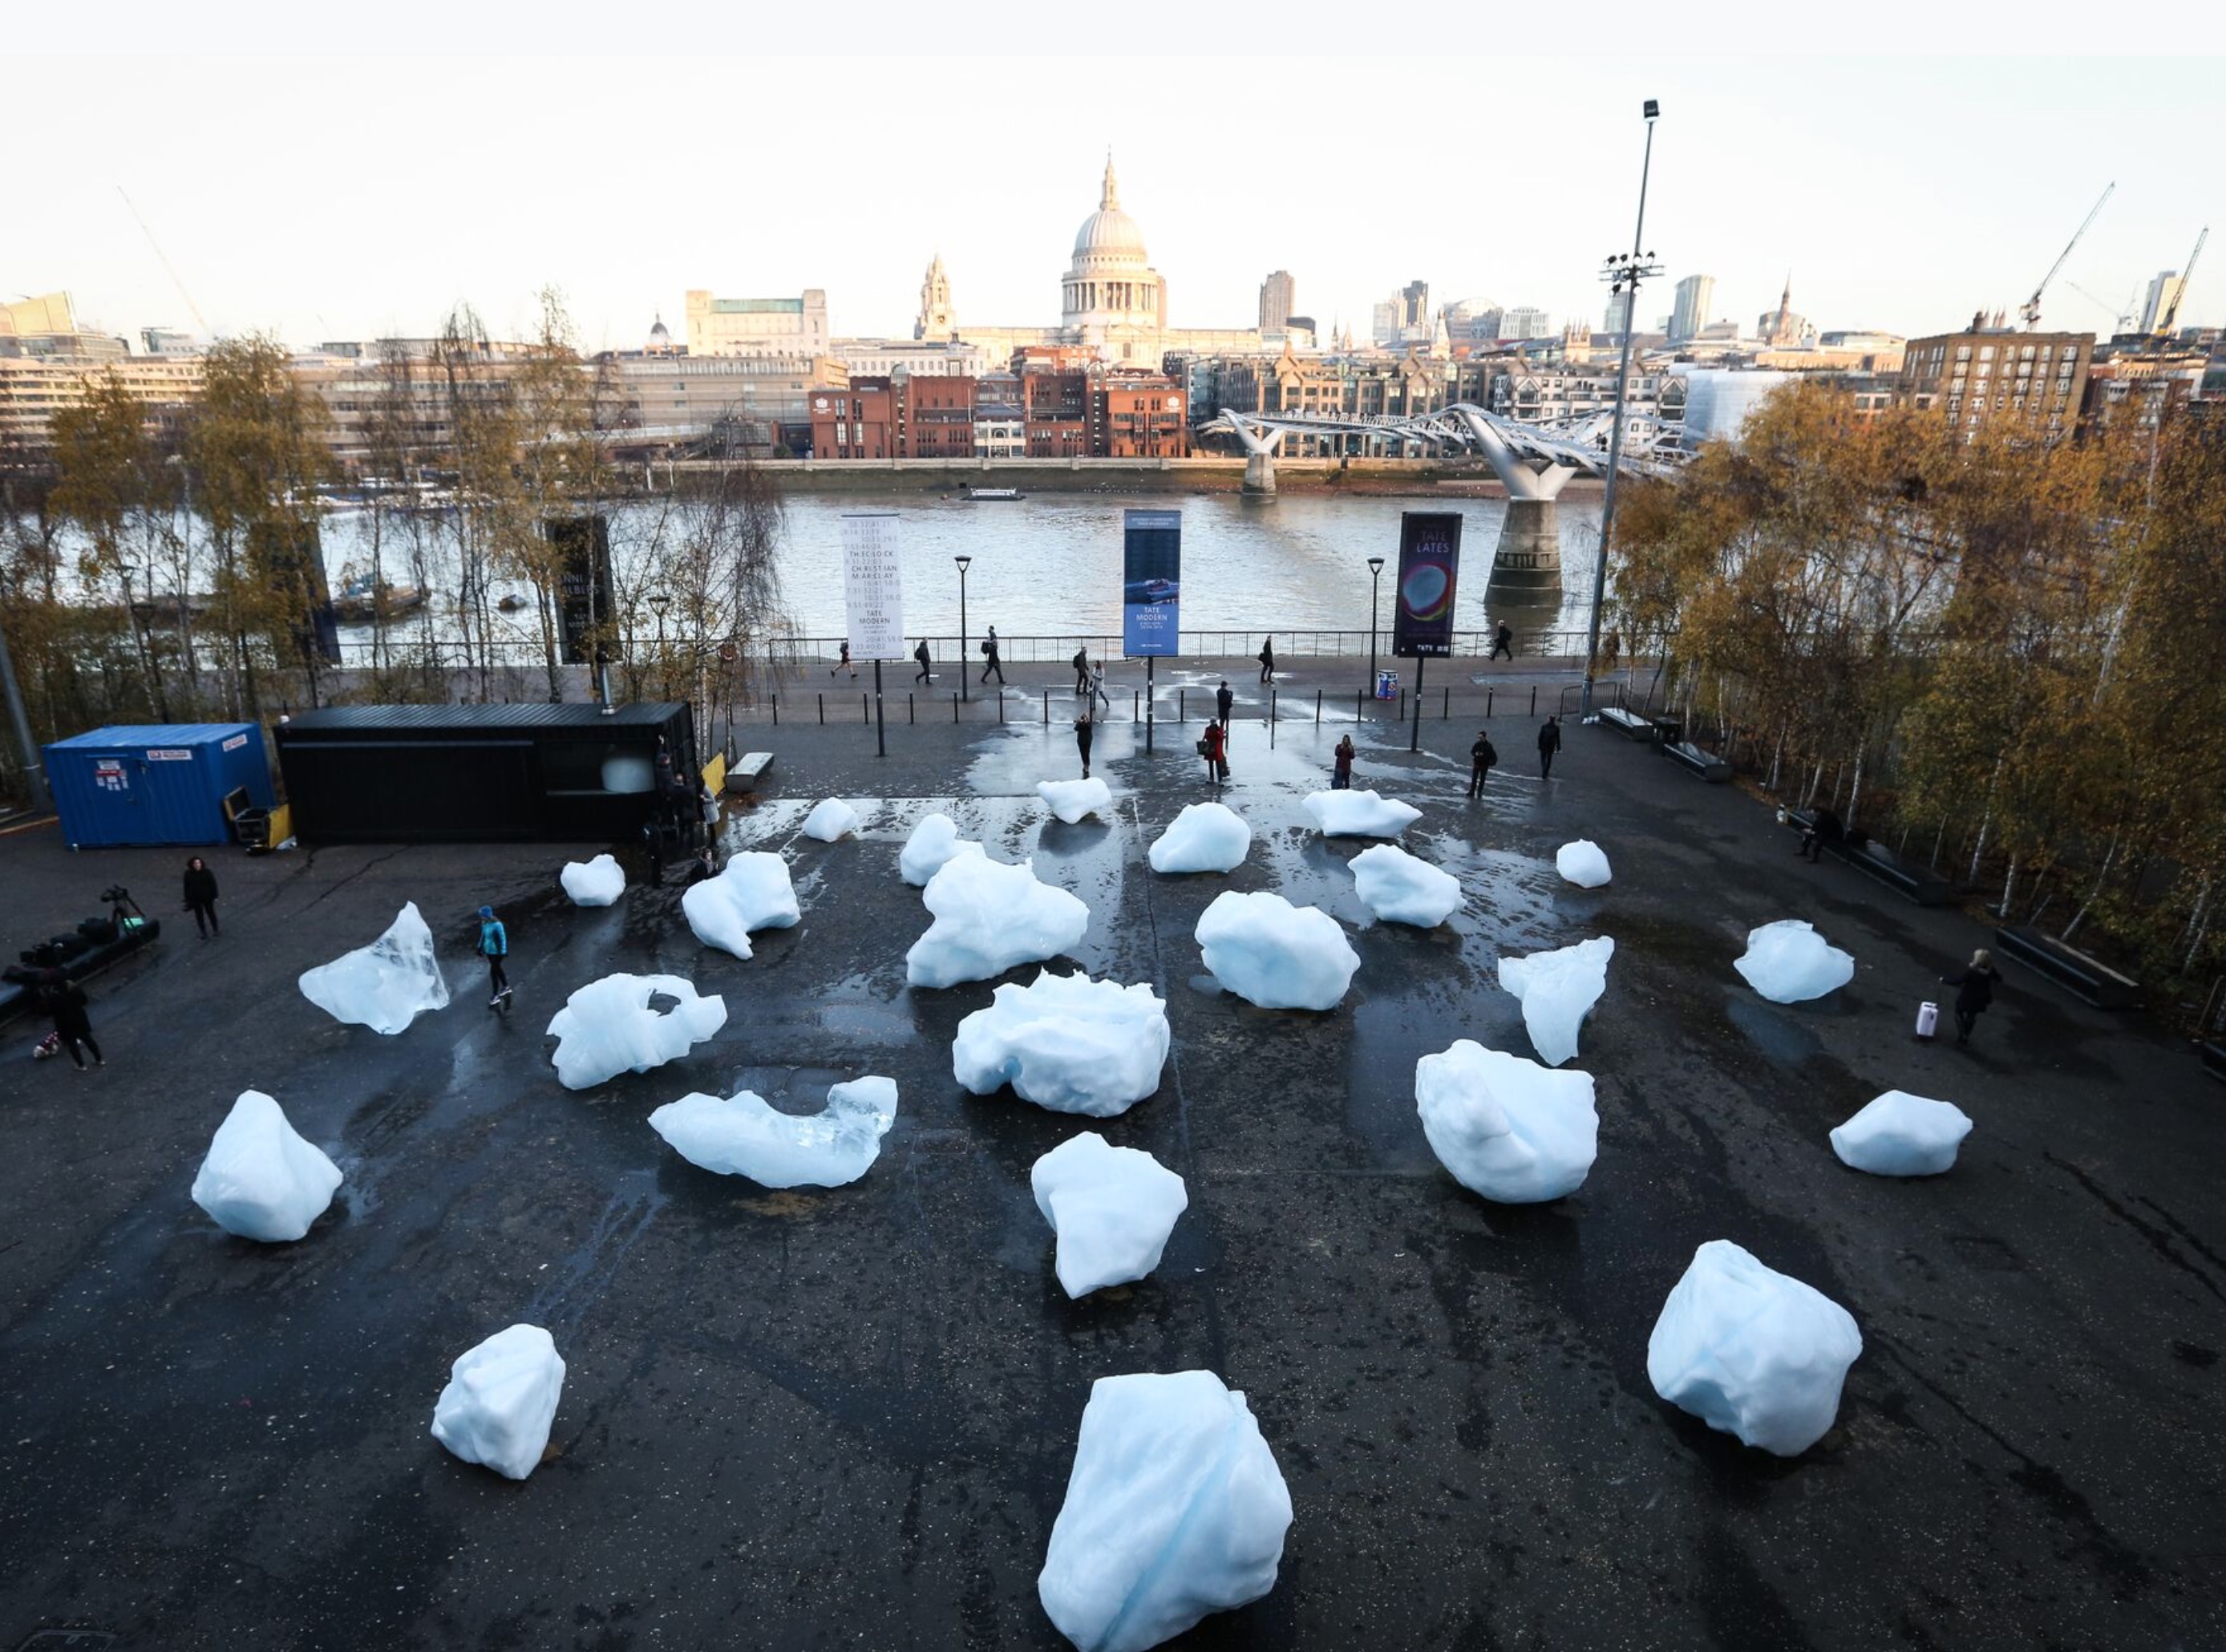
<box><xmin>2152</xmin><ymin>227</ymin><xmax>2208</xmax><ymax>338</ymax></box>
<box><xmin>2065</xmin><ymin>280</ymin><xmax>2135</xmax><ymax>332</ymax></box>
<box><xmin>2020</xmin><ymin>181</ymin><xmax>2114</xmax><ymax>330</ymax></box>
<box><xmin>116</xmin><ymin>184</ymin><xmax>211</xmax><ymax>338</ymax></box>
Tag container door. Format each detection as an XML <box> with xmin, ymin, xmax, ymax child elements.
<box><xmin>137</xmin><ymin>742</ymin><xmax>222</xmax><ymax>843</ymax></box>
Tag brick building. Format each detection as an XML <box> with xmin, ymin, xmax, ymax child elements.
<box><xmin>1091</xmin><ymin>373</ymin><xmax>1190</xmax><ymax>458</ymax></box>
<box><xmin>1897</xmin><ymin>321</ymin><xmax>2093</xmax><ymax>440</ymax></box>
<box><xmin>899</xmin><ymin>375</ymin><xmax>977</xmax><ymax>459</ymax></box>
<box><xmin>807</xmin><ymin>377</ymin><xmax>899</xmax><ymax>460</ymax></box>
<box><xmin>1023</xmin><ymin>370</ymin><xmax>1090</xmax><ymax>458</ymax></box>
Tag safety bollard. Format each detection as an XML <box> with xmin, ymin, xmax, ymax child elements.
<box><xmin>1132</xmin><ymin>689</ymin><xmax>1139</xmax><ymax>722</ymax></box>
<box><xmin>1269</xmin><ymin>691</ymin><xmax>1277</xmax><ymax>747</ymax></box>
<box><xmin>1530</xmin><ymin>685</ymin><xmax>1537</xmax><ymax>715</ymax></box>
<box><xmin>863</xmin><ymin>693</ymin><xmax>869</xmax><ymax>723</ymax></box>
<box><xmin>1356</xmin><ymin>690</ymin><xmax>1364</xmax><ymax>723</ymax></box>
<box><xmin>1315</xmin><ymin>689</ymin><xmax>1321</xmax><ymax>724</ymax></box>
<box><xmin>1487</xmin><ymin>687</ymin><xmax>1493</xmax><ymax>718</ymax></box>
<box><xmin>817</xmin><ymin>693</ymin><xmax>824</xmax><ymax>726</ymax></box>
<box><xmin>998</xmin><ymin>692</ymin><xmax>1006</xmax><ymax>724</ymax></box>
<box><xmin>908</xmin><ymin>693</ymin><xmax>915</xmax><ymax>724</ymax></box>
<box><xmin>1042</xmin><ymin>688</ymin><xmax>1048</xmax><ymax>724</ymax></box>
<box><xmin>1179</xmin><ymin>688</ymin><xmax>1185</xmax><ymax>723</ymax></box>
<box><xmin>952</xmin><ymin>692</ymin><xmax>959</xmax><ymax>724</ymax></box>
<box><xmin>771</xmin><ymin>694</ymin><xmax>779</xmax><ymax>727</ymax></box>
<box><xmin>1443</xmin><ymin>686</ymin><xmax>1449</xmax><ymax>720</ymax></box>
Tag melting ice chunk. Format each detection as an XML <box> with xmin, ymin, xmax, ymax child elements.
<box><xmin>1647</xmin><ymin>1239</ymin><xmax>1863</xmax><ymax>1456</ymax></box>
<box><xmin>544</xmin><ymin>973</ymin><xmax>726</xmax><ymax>1090</ymax></box>
<box><xmin>1415</xmin><ymin>1039</ymin><xmax>1597</xmax><ymax>1203</ymax></box>
<box><xmin>801</xmin><ymin>798</ymin><xmax>861</xmax><ymax>841</ymax></box>
<box><xmin>1195</xmin><ymin>890</ymin><xmax>1359</xmax><ymax>1010</ymax></box>
<box><xmin>1735</xmin><ymin>920</ymin><xmax>1855</xmax><ymax>1003</ymax></box>
<box><xmin>1302</xmin><ymin>788</ymin><xmax>1422</xmax><ymax>838</ymax></box>
<box><xmin>1556</xmin><ymin>839</ymin><xmax>1613</xmax><ymax>888</ymax></box>
<box><xmin>430</xmin><ymin>1324</ymin><xmax>567</xmax><ymax>1481</ymax></box>
<box><xmin>681</xmin><ymin>851</ymin><xmax>800</xmax><ymax>959</ymax></box>
<box><xmin>1031</xmin><ymin>1132</ymin><xmax>1188</xmax><ymax>1298</ymax></box>
<box><xmin>189</xmin><ymin>1089</ymin><xmax>344</xmax><ymax>1241</ymax></box>
<box><xmin>1147</xmin><ymin>801</ymin><xmax>1251</xmax><ymax>874</ymax></box>
<box><xmin>1350</xmin><ymin>843</ymin><xmax>1462</xmax><ymax>926</ymax></box>
<box><xmin>1497</xmin><ymin>936</ymin><xmax>1614</xmax><ymax>1067</ymax></box>
<box><xmin>900</xmin><ymin>812</ymin><xmax>982</xmax><ymax>887</ymax></box>
<box><xmin>297</xmin><ymin>901</ymin><xmax>450</xmax><ymax>1035</ymax></box>
<box><xmin>953</xmin><ymin>971</ymin><xmax>1169</xmax><ymax>1116</ymax></box>
<box><xmin>1829</xmin><ymin>1090</ymin><xmax>1973</xmax><ymax>1176</ymax></box>
<box><xmin>1039</xmin><ymin>1370</ymin><xmax>1293</xmax><ymax>1652</ymax></box>
<box><xmin>1038</xmin><ymin>777</ymin><xmax>1114</xmax><ymax>824</ymax></box>
<box><xmin>906</xmin><ymin>853</ymin><xmax>1090</xmax><ymax>989</ymax></box>
<box><xmin>560</xmin><ymin>853</ymin><xmax>626</xmax><ymax>907</ymax></box>
<box><xmin>650</xmin><ymin>1076</ymin><xmax>896</xmax><ymax>1188</ymax></box>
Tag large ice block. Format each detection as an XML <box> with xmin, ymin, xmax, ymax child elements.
<box><xmin>1556</xmin><ymin>840</ymin><xmax>1613</xmax><ymax>889</ymax></box>
<box><xmin>430</xmin><ymin>1324</ymin><xmax>566</xmax><ymax>1481</ymax></box>
<box><xmin>682</xmin><ymin>851</ymin><xmax>801</xmax><ymax>959</ymax></box>
<box><xmin>1829</xmin><ymin>1090</ymin><xmax>1973</xmax><ymax>1176</ymax></box>
<box><xmin>297</xmin><ymin>901</ymin><xmax>450</xmax><ymax>1035</ymax></box>
<box><xmin>900</xmin><ymin>812</ymin><xmax>982</xmax><ymax>887</ymax></box>
<box><xmin>650</xmin><ymin>1076</ymin><xmax>896</xmax><ymax>1188</ymax></box>
<box><xmin>1038</xmin><ymin>777</ymin><xmax>1114</xmax><ymax>824</ymax></box>
<box><xmin>1647</xmin><ymin>1240</ymin><xmax>1863</xmax><ymax>1456</ymax></box>
<box><xmin>1497</xmin><ymin>936</ymin><xmax>1614</xmax><ymax>1067</ymax></box>
<box><xmin>1194</xmin><ymin>890</ymin><xmax>1359</xmax><ymax>1010</ymax></box>
<box><xmin>559</xmin><ymin>853</ymin><xmax>626</xmax><ymax>907</ymax></box>
<box><xmin>1031</xmin><ymin>1132</ymin><xmax>1188</xmax><ymax>1298</ymax></box>
<box><xmin>1039</xmin><ymin>1371</ymin><xmax>1293</xmax><ymax>1652</ymax></box>
<box><xmin>1302</xmin><ymin>788</ymin><xmax>1422</xmax><ymax>837</ymax></box>
<box><xmin>544</xmin><ymin>973</ymin><xmax>727</xmax><ymax>1090</ymax></box>
<box><xmin>1350</xmin><ymin>843</ymin><xmax>1462</xmax><ymax>927</ymax></box>
<box><xmin>1147</xmin><ymin>802</ymin><xmax>1251</xmax><ymax>874</ymax></box>
<box><xmin>905</xmin><ymin>852</ymin><xmax>1090</xmax><ymax>989</ymax></box>
<box><xmin>189</xmin><ymin>1090</ymin><xmax>344</xmax><ymax>1242</ymax></box>
<box><xmin>953</xmin><ymin>971</ymin><xmax>1170</xmax><ymax>1116</ymax></box>
<box><xmin>1415</xmin><ymin>1039</ymin><xmax>1598</xmax><ymax>1204</ymax></box>
<box><xmin>1735</xmin><ymin>920</ymin><xmax>1856</xmax><ymax>1003</ymax></box>
<box><xmin>801</xmin><ymin>797</ymin><xmax>861</xmax><ymax>842</ymax></box>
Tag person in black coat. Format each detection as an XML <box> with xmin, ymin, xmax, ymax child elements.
<box><xmin>913</xmin><ymin>639</ymin><xmax>934</xmax><ymax>684</ymax></box>
<box><xmin>1940</xmin><ymin>949</ymin><xmax>2001</xmax><ymax>1047</ymax></box>
<box><xmin>1074</xmin><ymin>709</ymin><xmax>1095</xmax><ymax>779</ymax></box>
<box><xmin>1257</xmin><ymin>638</ymin><xmax>1275</xmax><ymax>683</ymax></box>
<box><xmin>1467</xmin><ymin>731</ymin><xmax>1499</xmax><ymax>799</ymax></box>
<box><xmin>1537</xmin><ymin>715</ymin><xmax>1562</xmax><ymax>779</ymax></box>
<box><xmin>1215</xmin><ymin>680</ymin><xmax>1233</xmax><ymax>731</ymax></box>
<box><xmin>979</xmin><ymin>626</ymin><xmax>1005</xmax><ymax>685</ymax></box>
<box><xmin>183</xmin><ymin>856</ymin><xmax>221</xmax><ymax>937</ymax></box>
<box><xmin>1798</xmin><ymin>805</ymin><xmax>1844</xmax><ymax>862</ymax></box>
<box><xmin>46</xmin><ymin>980</ymin><xmax>103</xmax><ymax>1070</ymax></box>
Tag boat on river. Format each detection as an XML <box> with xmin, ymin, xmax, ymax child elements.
<box><xmin>964</xmin><ymin>486</ymin><xmax>1026</xmax><ymax>501</ymax></box>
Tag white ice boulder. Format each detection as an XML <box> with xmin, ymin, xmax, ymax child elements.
<box><xmin>1147</xmin><ymin>802</ymin><xmax>1250</xmax><ymax>874</ymax></box>
<box><xmin>682</xmin><ymin>851</ymin><xmax>800</xmax><ymax>959</ymax></box>
<box><xmin>1497</xmin><ymin>936</ymin><xmax>1614</xmax><ymax>1067</ymax></box>
<box><xmin>1038</xmin><ymin>776</ymin><xmax>1114</xmax><ymax>824</ymax></box>
<box><xmin>1302</xmin><ymin>788</ymin><xmax>1422</xmax><ymax>837</ymax></box>
<box><xmin>544</xmin><ymin>973</ymin><xmax>727</xmax><ymax>1090</ymax></box>
<box><xmin>1350</xmin><ymin>843</ymin><xmax>1462</xmax><ymax>927</ymax></box>
<box><xmin>906</xmin><ymin>853</ymin><xmax>1090</xmax><ymax>989</ymax></box>
<box><xmin>901</xmin><ymin>812</ymin><xmax>981</xmax><ymax>887</ymax></box>
<box><xmin>297</xmin><ymin>901</ymin><xmax>450</xmax><ymax>1035</ymax></box>
<box><xmin>801</xmin><ymin>797</ymin><xmax>861</xmax><ymax>841</ymax></box>
<box><xmin>1556</xmin><ymin>840</ymin><xmax>1613</xmax><ymax>888</ymax></box>
<box><xmin>650</xmin><ymin>1076</ymin><xmax>896</xmax><ymax>1188</ymax></box>
<box><xmin>1415</xmin><ymin>1040</ymin><xmax>1598</xmax><ymax>1204</ymax></box>
<box><xmin>430</xmin><ymin>1324</ymin><xmax>566</xmax><ymax>1481</ymax></box>
<box><xmin>953</xmin><ymin>971</ymin><xmax>1170</xmax><ymax>1117</ymax></box>
<box><xmin>560</xmin><ymin>853</ymin><xmax>626</xmax><ymax>906</ymax></box>
<box><xmin>1032</xmin><ymin>1132</ymin><xmax>1188</xmax><ymax>1298</ymax></box>
<box><xmin>1735</xmin><ymin>919</ymin><xmax>1856</xmax><ymax>1003</ymax></box>
<box><xmin>1647</xmin><ymin>1240</ymin><xmax>1863</xmax><ymax>1456</ymax></box>
<box><xmin>189</xmin><ymin>1090</ymin><xmax>344</xmax><ymax>1242</ymax></box>
<box><xmin>1040</xmin><ymin>1370</ymin><xmax>1292</xmax><ymax>1652</ymax></box>
<box><xmin>1829</xmin><ymin>1090</ymin><xmax>1973</xmax><ymax>1177</ymax></box>
<box><xmin>1195</xmin><ymin>890</ymin><xmax>1359</xmax><ymax>1011</ymax></box>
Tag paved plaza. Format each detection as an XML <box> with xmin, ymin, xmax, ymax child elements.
<box><xmin>0</xmin><ymin>700</ymin><xmax>2220</xmax><ymax>1650</ymax></box>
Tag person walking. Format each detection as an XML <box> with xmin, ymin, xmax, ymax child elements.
<box><xmin>1940</xmin><ymin>949</ymin><xmax>2001</xmax><ymax>1047</ymax></box>
<box><xmin>1467</xmin><ymin>730</ymin><xmax>1499</xmax><ymax>799</ymax></box>
<box><xmin>1601</xmin><ymin>630</ymin><xmax>1621</xmax><ymax>672</ymax></box>
<box><xmin>979</xmin><ymin>625</ymin><xmax>1005</xmax><ymax>685</ymax></box>
<box><xmin>1072</xmin><ymin>646</ymin><xmax>1091</xmax><ymax>696</ymax></box>
<box><xmin>1491</xmin><ymin>622</ymin><xmax>1515</xmax><ymax>662</ymax></box>
<box><xmin>1333</xmin><ymin>733</ymin><xmax>1355</xmax><ymax>791</ymax></box>
<box><xmin>1257</xmin><ymin>638</ymin><xmax>1276</xmax><ymax>683</ymax></box>
<box><xmin>1089</xmin><ymin>661</ymin><xmax>1111</xmax><ymax>714</ymax></box>
<box><xmin>913</xmin><ymin>638</ymin><xmax>934</xmax><ymax>684</ymax></box>
<box><xmin>183</xmin><ymin>855</ymin><xmax>221</xmax><ymax>938</ymax></box>
<box><xmin>1796</xmin><ymin>804</ymin><xmax>1844</xmax><ymax>863</ymax></box>
<box><xmin>47</xmin><ymin>978</ymin><xmax>103</xmax><ymax>1070</ymax></box>
<box><xmin>1202</xmin><ymin>719</ymin><xmax>1228</xmax><ymax>785</ymax></box>
<box><xmin>1537</xmin><ymin>714</ymin><xmax>1562</xmax><ymax>779</ymax></box>
<box><xmin>1215</xmin><ymin>680</ymin><xmax>1233</xmax><ymax>741</ymax></box>
<box><xmin>1074</xmin><ymin>708</ymin><xmax>1095</xmax><ymax>779</ymax></box>
<box><xmin>476</xmin><ymin>905</ymin><xmax>512</xmax><ymax>1007</ymax></box>
<box><xmin>832</xmin><ymin>639</ymin><xmax>855</xmax><ymax>678</ymax></box>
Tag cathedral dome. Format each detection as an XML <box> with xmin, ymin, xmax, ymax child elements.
<box><xmin>1072</xmin><ymin>157</ymin><xmax>1147</xmax><ymax>261</ymax></box>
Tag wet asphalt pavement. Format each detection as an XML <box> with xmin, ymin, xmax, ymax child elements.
<box><xmin>1</xmin><ymin>692</ymin><xmax>2221</xmax><ymax>1651</ymax></box>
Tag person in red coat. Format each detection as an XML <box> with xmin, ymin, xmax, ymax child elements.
<box><xmin>1202</xmin><ymin>719</ymin><xmax>1228</xmax><ymax>784</ymax></box>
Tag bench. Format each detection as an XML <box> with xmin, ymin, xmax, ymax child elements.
<box><xmin>1597</xmin><ymin>706</ymin><xmax>1658</xmax><ymax>741</ymax></box>
<box><xmin>1993</xmin><ymin>925</ymin><xmax>2142</xmax><ymax>1010</ymax></box>
<box><xmin>2203</xmin><ymin>1040</ymin><xmax>2225</xmax><ymax>1083</ymax></box>
<box><xmin>1835</xmin><ymin>839</ymin><xmax>1958</xmax><ymax>906</ymax></box>
<box><xmin>726</xmin><ymin>751</ymin><xmax>775</xmax><ymax>794</ymax></box>
<box><xmin>1661</xmin><ymin>741</ymin><xmax>1732</xmax><ymax>782</ymax></box>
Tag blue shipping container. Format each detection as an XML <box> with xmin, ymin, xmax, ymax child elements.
<box><xmin>43</xmin><ymin>723</ymin><xmax>276</xmax><ymax>848</ymax></box>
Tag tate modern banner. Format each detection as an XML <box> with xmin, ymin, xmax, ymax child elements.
<box><xmin>840</xmin><ymin>512</ymin><xmax>905</xmax><ymax>658</ymax></box>
<box><xmin>1121</xmin><ymin>508</ymin><xmax>1182</xmax><ymax>658</ymax></box>
<box><xmin>1391</xmin><ymin>511</ymin><xmax>1463</xmax><ymax>658</ymax></box>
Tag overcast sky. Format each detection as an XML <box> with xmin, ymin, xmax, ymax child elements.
<box><xmin>14</xmin><ymin>14</ymin><xmax>2224</xmax><ymax>354</ymax></box>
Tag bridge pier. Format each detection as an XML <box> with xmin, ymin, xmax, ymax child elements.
<box><xmin>1242</xmin><ymin>451</ymin><xmax>1277</xmax><ymax>496</ymax></box>
<box><xmin>1489</xmin><ymin>497</ymin><xmax>1561</xmax><ymax>591</ymax></box>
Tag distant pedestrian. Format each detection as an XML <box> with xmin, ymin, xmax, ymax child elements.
<box><xmin>979</xmin><ymin>626</ymin><xmax>1005</xmax><ymax>685</ymax></box>
<box><xmin>1089</xmin><ymin>662</ymin><xmax>1111</xmax><ymax>713</ymax></box>
<box><xmin>1491</xmin><ymin>622</ymin><xmax>1515</xmax><ymax>661</ymax></box>
<box><xmin>45</xmin><ymin>978</ymin><xmax>103</xmax><ymax>1070</ymax></box>
<box><xmin>476</xmin><ymin>905</ymin><xmax>511</xmax><ymax>1006</ymax></box>
<box><xmin>1072</xmin><ymin>646</ymin><xmax>1091</xmax><ymax>695</ymax></box>
<box><xmin>1075</xmin><ymin>709</ymin><xmax>1095</xmax><ymax>779</ymax></box>
<box><xmin>1537</xmin><ymin>714</ymin><xmax>1561</xmax><ymax>779</ymax></box>
<box><xmin>1333</xmin><ymin>733</ymin><xmax>1355</xmax><ymax>791</ymax></box>
<box><xmin>913</xmin><ymin>638</ymin><xmax>933</xmax><ymax>684</ymax></box>
<box><xmin>183</xmin><ymin>855</ymin><xmax>221</xmax><ymax>938</ymax></box>
<box><xmin>1467</xmin><ymin>731</ymin><xmax>1498</xmax><ymax>799</ymax></box>
<box><xmin>832</xmin><ymin>640</ymin><xmax>855</xmax><ymax>679</ymax></box>
<box><xmin>1797</xmin><ymin>805</ymin><xmax>1844</xmax><ymax>863</ymax></box>
<box><xmin>1940</xmin><ymin>949</ymin><xmax>2001</xmax><ymax>1047</ymax></box>
<box><xmin>1257</xmin><ymin>638</ymin><xmax>1276</xmax><ymax>683</ymax></box>
<box><xmin>1602</xmin><ymin>630</ymin><xmax>1621</xmax><ymax>671</ymax></box>
<box><xmin>1216</xmin><ymin>680</ymin><xmax>1233</xmax><ymax>737</ymax></box>
<box><xmin>1202</xmin><ymin>719</ymin><xmax>1229</xmax><ymax>784</ymax></box>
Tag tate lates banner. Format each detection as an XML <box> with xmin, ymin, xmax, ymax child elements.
<box><xmin>1391</xmin><ymin>511</ymin><xmax>1463</xmax><ymax>658</ymax></box>
<box><xmin>1121</xmin><ymin>508</ymin><xmax>1182</xmax><ymax>658</ymax></box>
<box><xmin>840</xmin><ymin>512</ymin><xmax>906</xmax><ymax>659</ymax></box>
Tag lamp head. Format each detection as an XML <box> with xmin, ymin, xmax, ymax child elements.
<box><xmin>954</xmin><ymin>554</ymin><xmax>971</xmax><ymax>570</ymax></box>
<box><xmin>1368</xmin><ymin>557</ymin><xmax>1385</xmax><ymax>573</ymax></box>
<box><xmin>1643</xmin><ymin>98</ymin><xmax>1660</xmax><ymax>119</ymax></box>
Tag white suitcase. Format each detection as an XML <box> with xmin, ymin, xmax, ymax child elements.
<box><xmin>1915</xmin><ymin>1001</ymin><xmax>1939</xmax><ymax>1039</ymax></box>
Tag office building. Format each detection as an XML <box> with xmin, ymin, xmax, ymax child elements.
<box><xmin>1603</xmin><ymin>291</ymin><xmax>1634</xmax><ymax>337</ymax></box>
<box><xmin>1670</xmin><ymin>274</ymin><xmax>1714</xmax><ymax>344</ymax></box>
<box><xmin>684</xmin><ymin>290</ymin><xmax>832</xmax><ymax>357</ymax></box>
<box><xmin>2139</xmin><ymin>270</ymin><xmax>2186</xmax><ymax>335</ymax></box>
<box><xmin>1258</xmin><ymin>270</ymin><xmax>1296</xmax><ymax>333</ymax></box>
<box><xmin>1897</xmin><ymin>322</ymin><xmax>2093</xmax><ymax>439</ymax></box>
<box><xmin>1500</xmin><ymin>306</ymin><xmax>1552</xmax><ymax>341</ymax></box>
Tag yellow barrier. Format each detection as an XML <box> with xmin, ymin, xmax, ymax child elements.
<box><xmin>700</xmin><ymin>752</ymin><xmax>727</xmax><ymax>795</ymax></box>
<box><xmin>268</xmin><ymin>801</ymin><xmax>293</xmax><ymax>846</ymax></box>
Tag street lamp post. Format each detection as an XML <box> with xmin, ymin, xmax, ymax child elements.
<box><xmin>954</xmin><ymin>555</ymin><xmax>972</xmax><ymax>703</ymax></box>
<box><xmin>1366</xmin><ymin>556</ymin><xmax>1386</xmax><ymax>701</ymax></box>
<box><xmin>1583</xmin><ymin>97</ymin><xmax>1665</xmax><ymax>720</ymax></box>
<box><xmin>649</xmin><ymin>590</ymin><xmax>670</xmax><ymax>702</ymax></box>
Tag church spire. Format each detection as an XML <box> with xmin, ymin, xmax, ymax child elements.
<box><xmin>1101</xmin><ymin>151</ymin><xmax>1120</xmax><ymax>212</ymax></box>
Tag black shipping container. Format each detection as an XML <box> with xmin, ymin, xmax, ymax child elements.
<box><xmin>274</xmin><ymin>703</ymin><xmax>697</xmax><ymax>844</ymax></box>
